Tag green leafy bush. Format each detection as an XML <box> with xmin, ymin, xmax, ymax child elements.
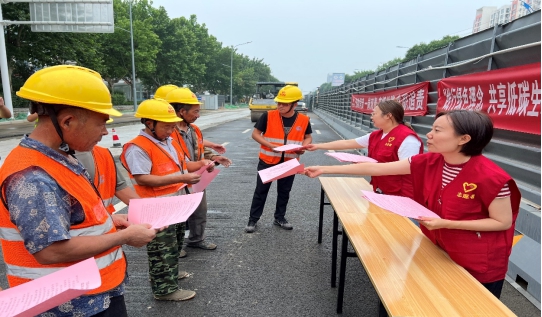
<box><xmin>111</xmin><ymin>92</ymin><xmax>127</xmax><ymax>105</ymax></box>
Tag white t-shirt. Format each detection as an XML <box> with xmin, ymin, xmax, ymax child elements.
<box><xmin>355</xmin><ymin>133</ymin><xmax>422</xmax><ymax>160</ymax></box>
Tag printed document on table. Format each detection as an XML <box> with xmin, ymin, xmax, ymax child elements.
<box><xmin>325</xmin><ymin>152</ymin><xmax>378</xmax><ymax>163</ymax></box>
<box><xmin>361</xmin><ymin>190</ymin><xmax>441</xmax><ymax>219</ymax></box>
<box><xmin>258</xmin><ymin>159</ymin><xmax>305</xmax><ymax>184</ymax></box>
<box><xmin>192</xmin><ymin>168</ymin><xmax>220</xmax><ymax>193</ymax></box>
<box><xmin>0</xmin><ymin>257</ymin><xmax>101</xmax><ymax>317</ymax></box>
<box><xmin>273</xmin><ymin>144</ymin><xmax>306</xmax><ymax>152</ymax></box>
<box><xmin>128</xmin><ymin>192</ymin><xmax>204</xmax><ymax>228</ymax></box>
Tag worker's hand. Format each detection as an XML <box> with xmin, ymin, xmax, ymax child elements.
<box><xmin>293</xmin><ymin>149</ymin><xmax>306</xmax><ymax>155</ymax></box>
<box><xmin>0</xmin><ymin>97</ymin><xmax>4</xmax><ymax>107</ymax></box>
<box><xmin>210</xmin><ymin>143</ymin><xmax>226</xmax><ymax>154</ymax></box>
<box><xmin>200</xmin><ymin>159</ymin><xmax>214</xmax><ymax>172</ymax></box>
<box><xmin>112</xmin><ymin>214</ymin><xmax>131</xmax><ymax>230</ymax></box>
<box><xmin>122</xmin><ymin>223</ymin><xmax>157</xmax><ymax>247</ymax></box>
<box><xmin>417</xmin><ymin>217</ymin><xmax>449</xmax><ymax>230</ymax></box>
<box><xmin>304</xmin><ymin>144</ymin><xmax>319</xmax><ymax>151</ymax></box>
<box><xmin>304</xmin><ymin>166</ymin><xmax>324</xmax><ymax>178</ymax></box>
<box><xmin>182</xmin><ymin>172</ymin><xmax>201</xmax><ymax>184</ymax></box>
<box><xmin>270</xmin><ymin>145</ymin><xmax>281</xmax><ymax>153</ymax></box>
<box><xmin>214</xmin><ymin>156</ymin><xmax>232</xmax><ymax>168</ymax></box>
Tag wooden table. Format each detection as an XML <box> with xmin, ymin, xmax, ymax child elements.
<box><xmin>318</xmin><ymin>177</ymin><xmax>516</xmax><ymax>316</ymax></box>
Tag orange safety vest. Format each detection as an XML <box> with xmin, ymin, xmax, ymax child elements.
<box><xmin>0</xmin><ymin>146</ymin><xmax>126</xmax><ymax>294</ymax></box>
<box><xmin>92</xmin><ymin>146</ymin><xmax>117</xmax><ymax>214</ymax></box>
<box><xmin>120</xmin><ymin>135</ymin><xmax>188</xmax><ymax>198</ymax></box>
<box><xmin>171</xmin><ymin>124</ymin><xmax>205</xmax><ymax>161</ymax></box>
<box><xmin>259</xmin><ymin>110</ymin><xmax>310</xmax><ymax>165</ymax></box>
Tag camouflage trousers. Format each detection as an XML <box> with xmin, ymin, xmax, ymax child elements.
<box><xmin>147</xmin><ymin>222</ymin><xmax>186</xmax><ymax>296</ymax></box>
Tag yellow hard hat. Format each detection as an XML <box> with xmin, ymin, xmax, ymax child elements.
<box><xmin>165</xmin><ymin>87</ymin><xmax>202</xmax><ymax>105</ymax></box>
<box><xmin>155</xmin><ymin>84</ymin><xmax>179</xmax><ymax>100</ymax></box>
<box><xmin>134</xmin><ymin>98</ymin><xmax>182</xmax><ymax>123</ymax></box>
<box><xmin>274</xmin><ymin>85</ymin><xmax>303</xmax><ymax>103</ymax></box>
<box><xmin>16</xmin><ymin>65</ymin><xmax>122</xmax><ymax>117</ymax></box>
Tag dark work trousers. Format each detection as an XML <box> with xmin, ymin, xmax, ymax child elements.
<box><xmin>249</xmin><ymin>159</ymin><xmax>296</xmax><ymax>222</ymax></box>
<box><xmin>187</xmin><ymin>190</ymin><xmax>208</xmax><ymax>245</ymax></box>
<box><xmin>93</xmin><ymin>295</ymin><xmax>128</xmax><ymax>317</ymax></box>
<box><xmin>482</xmin><ymin>279</ymin><xmax>505</xmax><ymax>298</ymax></box>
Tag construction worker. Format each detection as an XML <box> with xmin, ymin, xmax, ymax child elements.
<box><xmin>165</xmin><ymin>87</ymin><xmax>232</xmax><ymax>251</ymax></box>
<box><xmin>0</xmin><ymin>65</ymin><xmax>157</xmax><ymax>316</ymax></box>
<box><xmin>245</xmin><ymin>85</ymin><xmax>312</xmax><ymax>233</ymax></box>
<box><xmin>120</xmin><ymin>98</ymin><xmax>213</xmax><ymax>301</ymax></box>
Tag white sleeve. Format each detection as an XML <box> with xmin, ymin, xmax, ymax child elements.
<box><xmin>397</xmin><ymin>135</ymin><xmax>422</xmax><ymax>160</ymax></box>
<box><xmin>355</xmin><ymin>134</ymin><xmax>371</xmax><ymax>147</ymax></box>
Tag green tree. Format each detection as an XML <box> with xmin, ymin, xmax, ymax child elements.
<box><xmin>403</xmin><ymin>35</ymin><xmax>459</xmax><ymax>62</ymax></box>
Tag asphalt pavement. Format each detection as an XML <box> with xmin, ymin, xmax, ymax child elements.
<box><xmin>0</xmin><ymin>110</ymin><xmax>539</xmax><ymax>316</ymax></box>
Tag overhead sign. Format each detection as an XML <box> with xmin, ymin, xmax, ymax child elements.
<box><xmin>29</xmin><ymin>1</ymin><xmax>114</xmax><ymax>33</ymax></box>
<box><xmin>331</xmin><ymin>73</ymin><xmax>345</xmax><ymax>87</ymax></box>
<box><xmin>351</xmin><ymin>82</ymin><xmax>429</xmax><ymax>116</ymax></box>
<box><xmin>438</xmin><ymin>62</ymin><xmax>541</xmax><ymax>135</ymax></box>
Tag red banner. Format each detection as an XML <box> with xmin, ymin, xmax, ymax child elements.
<box><xmin>437</xmin><ymin>63</ymin><xmax>541</xmax><ymax>135</ymax></box>
<box><xmin>351</xmin><ymin>82</ymin><xmax>429</xmax><ymax>116</ymax></box>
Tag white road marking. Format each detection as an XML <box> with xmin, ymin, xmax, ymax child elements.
<box><xmin>315</xmin><ymin>130</ymin><xmax>321</xmax><ymax>134</ymax></box>
<box><xmin>242</xmin><ymin>129</ymin><xmax>251</xmax><ymax>134</ymax></box>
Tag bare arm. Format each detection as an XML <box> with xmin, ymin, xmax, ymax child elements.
<box><xmin>115</xmin><ymin>187</ymin><xmax>139</xmax><ymax>205</ymax></box>
<box><xmin>33</xmin><ymin>223</ymin><xmax>157</xmax><ymax>264</ymax></box>
<box><xmin>306</xmin><ymin>139</ymin><xmax>362</xmax><ymax>151</ymax></box>
<box><xmin>0</xmin><ymin>97</ymin><xmax>11</xmax><ymax>118</ymax></box>
<box><xmin>419</xmin><ymin>197</ymin><xmax>513</xmax><ymax>232</ymax></box>
<box><xmin>133</xmin><ymin>172</ymin><xmax>200</xmax><ymax>187</ymax></box>
<box><xmin>203</xmin><ymin>140</ymin><xmax>226</xmax><ymax>154</ymax></box>
<box><xmin>304</xmin><ymin>159</ymin><xmax>411</xmax><ymax>178</ymax></box>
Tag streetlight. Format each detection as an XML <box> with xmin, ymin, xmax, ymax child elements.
<box><xmin>129</xmin><ymin>1</ymin><xmax>137</xmax><ymax>110</ymax></box>
<box><xmin>230</xmin><ymin>41</ymin><xmax>251</xmax><ymax>105</ymax></box>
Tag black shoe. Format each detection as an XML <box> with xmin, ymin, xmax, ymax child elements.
<box><xmin>245</xmin><ymin>220</ymin><xmax>257</xmax><ymax>233</ymax></box>
<box><xmin>273</xmin><ymin>218</ymin><xmax>293</xmax><ymax>230</ymax></box>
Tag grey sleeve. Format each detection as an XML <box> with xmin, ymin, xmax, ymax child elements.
<box><xmin>114</xmin><ymin>163</ymin><xmax>128</xmax><ymax>191</ymax></box>
<box><xmin>124</xmin><ymin>145</ymin><xmax>153</xmax><ymax>175</ymax></box>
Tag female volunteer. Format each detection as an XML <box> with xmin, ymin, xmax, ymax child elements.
<box><xmin>305</xmin><ymin>100</ymin><xmax>423</xmax><ymax>198</ymax></box>
<box><xmin>304</xmin><ymin>110</ymin><xmax>520</xmax><ymax>298</ymax></box>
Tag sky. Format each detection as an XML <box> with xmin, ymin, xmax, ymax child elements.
<box><xmin>151</xmin><ymin>0</ymin><xmax>512</xmax><ymax>94</ymax></box>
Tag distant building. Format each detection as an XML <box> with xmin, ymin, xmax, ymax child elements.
<box><xmin>474</xmin><ymin>1</ymin><xmax>540</xmax><ymax>33</ymax></box>
<box><xmin>473</xmin><ymin>6</ymin><xmax>497</xmax><ymax>33</ymax></box>
<box><xmin>489</xmin><ymin>5</ymin><xmax>511</xmax><ymax>28</ymax></box>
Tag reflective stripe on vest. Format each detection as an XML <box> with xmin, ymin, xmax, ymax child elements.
<box><xmin>102</xmin><ymin>197</ymin><xmax>114</xmax><ymax>209</ymax></box>
<box><xmin>258</xmin><ymin>110</ymin><xmax>309</xmax><ymax>165</ymax></box>
<box><xmin>6</xmin><ymin>248</ymin><xmax>123</xmax><ymax>280</ymax></box>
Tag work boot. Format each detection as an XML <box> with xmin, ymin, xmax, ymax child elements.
<box><xmin>186</xmin><ymin>240</ymin><xmax>217</xmax><ymax>250</ymax></box>
<box><xmin>245</xmin><ymin>220</ymin><xmax>257</xmax><ymax>233</ymax></box>
<box><xmin>154</xmin><ymin>289</ymin><xmax>196</xmax><ymax>301</ymax></box>
<box><xmin>179</xmin><ymin>248</ymin><xmax>187</xmax><ymax>258</ymax></box>
<box><xmin>273</xmin><ymin>218</ymin><xmax>293</xmax><ymax>230</ymax></box>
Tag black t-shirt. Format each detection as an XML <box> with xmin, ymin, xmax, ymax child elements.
<box><xmin>254</xmin><ymin>111</ymin><xmax>312</xmax><ymax>135</ymax></box>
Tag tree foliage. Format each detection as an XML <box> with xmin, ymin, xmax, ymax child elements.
<box><xmin>1</xmin><ymin>0</ymin><xmax>281</xmax><ymax>106</ymax></box>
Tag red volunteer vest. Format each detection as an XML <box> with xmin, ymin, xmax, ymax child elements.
<box><xmin>171</xmin><ymin>124</ymin><xmax>205</xmax><ymax>161</ymax></box>
<box><xmin>92</xmin><ymin>146</ymin><xmax>117</xmax><ymax>214</ymax></box>
<box><xmin>367</xmin><ymin>124</ymin><xmax>423</xmax><ymax>198</ymax></box>
<box><xmin>120</xmin><ymin>135</ymin><xmax>188</xmax><ymax>198</ymax></box>
<box><xmin>259</xmin><ymin>110</ymin><xmax>310</xmax><ymax>165</ymax></box>
<box><xmin>410</xmin><ymin>153</ymin><xmax>520</xmax><ymax>283</ymax></box>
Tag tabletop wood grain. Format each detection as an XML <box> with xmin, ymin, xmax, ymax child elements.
<box><xmin>319</xmin><ymin>176</ymin><xmax>516</xmax><ymax>317</ymax></box>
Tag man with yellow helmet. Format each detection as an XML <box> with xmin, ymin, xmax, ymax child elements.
<box><xmin>120</xmin><ymin>98</ymin><xmax>213</xmax><ymax>302</ymax></box>
<box><xmin>245</xmin><ymin>85</ymin><xmax>312</xmax><ymax>233</ymax></box>
<box><xmin>0</xmin><ymin>65</ymin><xmax>158</xmax><ymax>316</ymax></box>
<box><xmin>165</xmin><ymin>87</ymin><xmax>232</xmax><ymax>251</ymax></box>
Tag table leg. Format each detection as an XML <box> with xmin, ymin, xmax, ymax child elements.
<box><xmin>331</xmin><ymin>211</ymin><xmax>338</xmax><ymax>288</ymax></box>
<box><xmin>319</xmin><ymin>186</ymin><xmax>324</xmax><ymax>244</ymax></box>
<box><xmin>337</xmin><ymin>229</ymin><xmax>349</xmax><ymax>314</ymax></box>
